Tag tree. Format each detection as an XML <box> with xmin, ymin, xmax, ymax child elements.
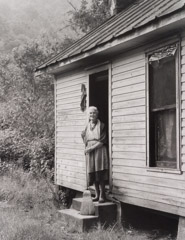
<box><xmin>69</xmin><ymin>0</ymin><xmax>110</xmax><ymax>34</ymax></box>
<box><xmin>0</xmin><ymin>34</ymin><xmax>74</xmax><ymax>168</ymax></box>
<box><xmin>0</xmin><ymin>0</ymin><xmax>111</xmax><ymax>173</ymax></box>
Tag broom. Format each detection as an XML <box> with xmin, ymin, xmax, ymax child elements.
<box><xmin>80</xmin><ymin>152</ymin><xmax>95</xmax><ymax>215</ymax></box>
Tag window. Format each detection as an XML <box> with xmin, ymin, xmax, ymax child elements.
<box><xmin>148</xmin><ymin>43</ymin><xmax>179</xmax><ymax>169</ymax></box>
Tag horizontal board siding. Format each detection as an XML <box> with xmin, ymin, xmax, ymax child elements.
<box><xmin>113</xmin><ymin>186</ymin><xmax>185</xmax><ymax>208</ymax></box>
<box><xmin>113</xmin><ymin>129</ymin><xmax>146</xmax><ymax>137</ymax></box>
<box><xmin>112</xmin><ymin>75</ymin><xmax>145</xmax><ymax>88</ymax></box>
<box><xmin>57</xmin><ymin>120</ymin><xmax>85</xmax><ymax>127</ymax></box>
<box><xmin>57</xmin><ymin>160</ymin><xmax>85</xmax><ymax>168</ymax></box>
<box><xmin>57</xmin><ymin>91</ymin><xmax>81</xmax><ymax>100</ymax></box>
<box><xmin>112</xmin><ymin>106</ymin><xmax>145</xmax><ymax>117</ymax></box>
<box><xmin>111</xmin><ymin>45</ymin><xmax>185</xmax><ymax>216</ymax></box>
<box><xmin>113</xmin><ymin>121</ymin><xmax>145</xmax><ymax>130</ymax></box>
<box><xmin>112</xmin><ymin>90</ymin><xmax>145</xmax><ymax>103</ymax></box>
<box><xmin>112</xmin><ymin>171</ymin><xmax>185</xmax><ymax>190</ymax></box>
<box><xmin>112</xmin><ymin>82</ymin><xmax>145</xmax><ymax>95</ymax></box>
<box><xmin>113</xmin><ymin>179</ymin><xmax>185</xmax><ymax>204</ymax></box>
<box><xmin>112</xmin><ymin>51</ymin><xmax>146</xmax><ymax>186</ymax></box>
<box><xmin>113</xmin><ymin>137</ymin><xmax>145</xmax><ymax>145</ymax></box>
<box><xmin>182</xmin><ymin>33</ymin><xmax>185</xmax><ymax>173</ymax></box>
<box><xmin>55</xmin><ymin>72</ymin><xmax>87</xmax><ymax>191</ymax></box>
<box><xmin>112</xmin><ymin>60</ymin><xmax>145</xmax><ymax>75</ymax></box>
<box><xmin>113</xmin><ymin>165</ymin><xmax>185</xmax><ymax>180</ymax></box>
<box><xmin>57</xmin><ymin>152</ymin><xmax>84</xmax><ymax>161</ymax></box>
<box><xmin>115</xmin><ymin>194</ymin><xmax>185</xmax><ymax>216</ymax></box>
<box><xmin>113</xmin><ymin>144</ymin><xmax>145</xmax><ymax>153</ymax></box>
<box><xmin>113</xmin><ymin>68</ymin><xmax>145</xmax><ymax>82</ymax></box>
<box><xmin>112</xmin><ymin>114</ymin><xmax>145</xmax><ymax>123</ymax></box>
<box><xmin>113</xmin><ymin>98</ymin><xmax>145</xmax><ymax>110</ymax></box>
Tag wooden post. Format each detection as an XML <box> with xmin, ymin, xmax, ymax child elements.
<box><xmin>116</xmin><ymin>201</ymin><xmax>122</xmax><ymax>226</ymax></box>
<box><xmin>177</xmin><ymin>217</ymin><xmax>185</xmax><ymax>240</ymax></box>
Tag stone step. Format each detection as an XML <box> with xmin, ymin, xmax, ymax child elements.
<box><xmin>72</xmin><ymin>198</ymin><xmax>117</xmax><ymax>227</ymax></box>
<box><xmin>58</xmin><ymin>208</ymin><xmax>98</xmax><ymax>232</ymax></box>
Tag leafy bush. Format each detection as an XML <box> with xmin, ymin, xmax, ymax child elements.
<box><xmin>0</xmin><ymin>130</ymin><xmax>30</xmax><ymax>165</ymax></box>
<box><xmin>29</xmin><ymin>136</ymin><xmax>54</xmax><ymax>179</ymax></box>
<box><xmin>0</xmin><ymin>131</ymin><xmax>54</xmax><ymax>179</ymax></box>
<box><xmin>58</xmin><ymin>187</ymin><xmax>76</xmax><ymax>207</ymax></box>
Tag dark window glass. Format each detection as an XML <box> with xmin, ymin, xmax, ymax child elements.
<box><xmin>149</xmin><ymin>55</ymin><xmax>176</xmax><ymax>169</ymax></box>
<box><xmin>149</xmin><ymin>57</ymin><xmax>176</xmax><ymax>110</ymax></box>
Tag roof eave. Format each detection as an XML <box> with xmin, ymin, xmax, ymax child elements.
<box><xmin>35</xmin><ymin>8</ymin><xmax>185</xmax><ymax>76</ymax></box>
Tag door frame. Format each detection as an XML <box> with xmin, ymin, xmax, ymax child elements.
<box><xmin>86</xmin><ymin>63</ymin><xmax>113</xmax><ymax>191</ymax></box>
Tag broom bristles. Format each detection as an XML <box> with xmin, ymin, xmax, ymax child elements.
<box><xmin>80</xmin><ymin>190</ymin><xmax>95</xmax><ymax>215</ymax></box>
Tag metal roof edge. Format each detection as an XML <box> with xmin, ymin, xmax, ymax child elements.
<box><xmin>35</xmin><ymin>4</ymin><xmax>185</xmax><ymax>74</ymax></box>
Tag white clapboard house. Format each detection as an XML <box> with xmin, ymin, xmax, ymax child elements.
<box><xmin>36</xmin><ymin>0</ymin><xmax>185</xmax><ymax>229</ymax></box>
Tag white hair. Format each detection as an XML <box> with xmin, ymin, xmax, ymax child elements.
<box><xmin>88</xmin><ymin>106</ymin><xmax>99</xmax><ymax>114</ymax></box>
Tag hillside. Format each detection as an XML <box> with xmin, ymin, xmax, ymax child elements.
<box><xmin>0</xmin><ymin>0</ymin><xmax>79</xmax><ymax>53</ymax></box>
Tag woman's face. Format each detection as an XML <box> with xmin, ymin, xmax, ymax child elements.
<box><xmin>89</xmin><ymin>109</ymin><xmax>98</xmax><ymax>122</ymax></box>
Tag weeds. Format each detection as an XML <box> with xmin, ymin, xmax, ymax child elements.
<box><xmin>0</xmin><ymin>167</ymin><xmax>55</xmax><ymax>210</ymax></box>
<box><xmin>0</xmin><ymin>169</ymin><xmax>176</xmax><ymax>240</ymax></box>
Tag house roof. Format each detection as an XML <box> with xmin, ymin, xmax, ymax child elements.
<box><xmin>36</xmin><ymin>0</ymin><xmax>185</xmax><ymax>72</ymax></box>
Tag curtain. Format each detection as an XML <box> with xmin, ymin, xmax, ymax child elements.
<box><xmin>157</xmin><ymin>109</ymin><xmax>176</xmax><ymax>162</ymax></box>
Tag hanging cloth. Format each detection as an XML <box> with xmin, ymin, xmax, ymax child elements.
<box><xmin>149</xmin><ymin>43</ymin><xmax>178</xmax><ymax>63</ymax></box>
<box><xmin>80</xmin><ymin>84</ymin><xmax>87</xmax><ymax>112</ymax></box>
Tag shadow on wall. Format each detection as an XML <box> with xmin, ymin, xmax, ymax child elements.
<box><xmin>121</xmin><ymin>203</ymin><xmax>178</xmax><ymax>239</ymax></box>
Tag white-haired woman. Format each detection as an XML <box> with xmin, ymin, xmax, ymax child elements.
<box><xmin>81</xmin><ymin>106</ymin><xmax>109</xmax><ymax>203</ymax></box>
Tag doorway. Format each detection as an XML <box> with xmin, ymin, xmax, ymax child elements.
<box><xmin>89</xmin><ymin>69</ymin><xmax>109</xmax><ymax>185</ymax></box>
<box><xmin>89</xmin><ymin>70</ymin><xmax>109</xmax><ymax>136</ymax></box>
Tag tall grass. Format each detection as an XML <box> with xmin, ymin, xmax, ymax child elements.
<box><xmin>0</xmin><ymin>168</ymin><xmax>69</xmax><ymax>240</ymax></box>
<box><xmin>0</xmin><ymin>168</ymin><xmax>176</xmax><ymax>240</ymax></box>
<box><xmin>0</xmin><ymin>167</ymin><xmax>55</xmax><ymax>210</ymax></box>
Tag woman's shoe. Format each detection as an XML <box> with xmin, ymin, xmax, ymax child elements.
<box><xmin>98</xmin><ymin>198</ymin><xmax>105</xmax><ymax>203</ymax></box>
<box><xmin>92</xmin><ymin>196</ymin><xmax>99</xmax><ymax>202</ymax></box>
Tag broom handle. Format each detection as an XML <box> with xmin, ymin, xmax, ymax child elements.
<box><xmin>85</xmin><ymin>152</ymin><xmax>88</xmax><ymax>190</ymax></box>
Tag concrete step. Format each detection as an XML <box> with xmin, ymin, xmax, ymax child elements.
<box><xmin>72</xmin><ymin>198</ymin><xmax>117</xmax><ymax>227</ymax></box>
<box><xmin>58</xmin><ymin>208</ymin><xmax>98</xmax><ymax>232</ymax></box>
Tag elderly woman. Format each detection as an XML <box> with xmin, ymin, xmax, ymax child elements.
<box><xmin>81</xmin><ymin>106</ymin><xmax>109</xmax><ymax>203</ymax></box>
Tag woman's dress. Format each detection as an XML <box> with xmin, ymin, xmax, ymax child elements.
<box><xmin>82</xmin><ymin>120</ymin><xmax>109</xmax><ymax>186</ymax></box>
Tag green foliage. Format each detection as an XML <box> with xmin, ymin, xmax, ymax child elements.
<box><xmin>0</xmin><ymin>170</ymin><xmax>176</xmax><ymax>240</ymax></box>
<box><xmin>0</xmin><ymin>0</ymin><xmax>111</xmax><ymax>180</ymax></box>
<box><xmin>0</xmin><ymin>40</ymin><xmax>54</xmax><ymax>174</ymax></box>
<box><xmin>0</xmin><ymin>167</ymin><xmax>56</xmax><ymax>210</ymax></box>
<box><xmin>0</xmin><ymin>0</ymin><xmax>78</xmax><ymax>53</ymax></box>
<box><xmin>69</xmin><ymin>0</ymin><xmax>111</xmax><ymax>34</ymax></box>
<box><xmin>30</xmin><ymin>137</ymin><xmax>54</xmax><ymax>179</ymax></box>
<box><xmin>58</xmin><ymin>187</ymin><xmax>76</xmax><ymax>207</ymax></box>
<box><xmin>0</xmin><ymin>38</ymin><xmax>55</xmax><ymax>175</ymax></box>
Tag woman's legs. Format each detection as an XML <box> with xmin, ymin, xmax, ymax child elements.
<box><xmin>92</xmin><ymin>181</ymin><xmax>106</xmax><ymax>203</ymax></box>
<box><xmin>99</xmin><ymin>180</ymin><xmax>105</xmax><ymax>203</ymax></box>
<box><xmin>92</xmin><ymin>181</ymin><xmax>100</xmax><ymax>201</ymax></box>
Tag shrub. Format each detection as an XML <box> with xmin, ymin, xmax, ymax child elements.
<box><xmin>58</xmin><ymin>187</ymin><xmax>76</xmax><ymax>207</ymax></box>
<box><xmin>29</xmin><ymin>136</ymin><xmax>54</xmax><ymax>179</ymax></box>
<box><xmin>0</xmin><ymin>130</ymin><xmax>54</xmax><ymax>178</ymax></box>
<box><xmin>0</xmin><ymin>130</ymin><xmax>30</xmax><ymax>165</ymax></box>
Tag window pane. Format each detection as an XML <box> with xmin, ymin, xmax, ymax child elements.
<box><xmin>149</xmin><ymin>57</ymin><xmax>176</xmax><ymax>109</ymax></box>
<box><xmin>155</xmin><ymin>109</ymin><xmax>176</xmax><ymax>168</ymax></box>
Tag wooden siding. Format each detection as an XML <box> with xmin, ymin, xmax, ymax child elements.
<box><xmin>181</xmin><ymin>31</ymin><xmax>185</xmax><ymax>173</ymax></box>
<box><xmin>54</xmin><ymin>34</ymin><xmax>185</xmax><ymax>216</ymax></box>
<box><xmin>55</xmin><ymin>71</ymin><xmax>87</xmax><ymax>191</ymax></box>
<box><xmin>111</xmin><ymin>40</ymin><xmax>185</xmax><ymax>216</ymax></box>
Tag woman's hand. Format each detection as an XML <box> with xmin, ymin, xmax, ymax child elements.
<box><xmin>84</xmin><ymin>147</ymin><xmax>93</xmax><ymax>154</ymax></box>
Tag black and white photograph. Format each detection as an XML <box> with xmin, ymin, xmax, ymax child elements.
<box><xmin>0</xmin><ymin>0</ymin><xmax>185</xmax><ymax>239</ymax></box>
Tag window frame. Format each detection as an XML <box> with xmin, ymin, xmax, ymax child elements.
<box><xmin>146</xmin><ymin>41</ymin><xmax>181</xmax><ymax>172</ymax></box>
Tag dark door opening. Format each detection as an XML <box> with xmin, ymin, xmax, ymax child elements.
<box><xmin>89</xmin><ymin>70</ymin><xmax>109</xmax><ymax>185</ymax></box>
<box><xmin>89</xmin><ymin>70</ymin><xmax>109</xmax><ymax>136</ymax></box>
